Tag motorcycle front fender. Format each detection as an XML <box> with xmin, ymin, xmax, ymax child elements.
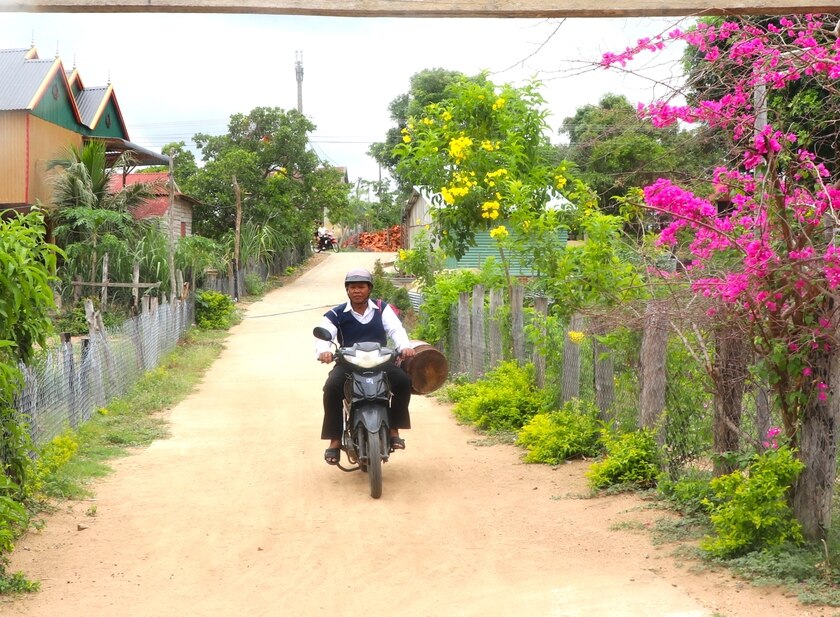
<box><xmin>352</xmin><ymin>402</ymin><xmax>388</xmax><ymax>434</ymax></box>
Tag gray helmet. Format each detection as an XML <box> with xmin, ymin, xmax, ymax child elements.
<box><xmin>344</xmin><ymin>268</ymin><xmax>373</xmax><ymax>286</ymax></box>
<box><xmin>344</xmin><ymin>268</ymin><xmax>373</xmax><ymax>287</ymax></box>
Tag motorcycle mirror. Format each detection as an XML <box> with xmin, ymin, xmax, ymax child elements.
<box><xmin>313</xmin><ymin>326</ymin><xmax>333</xmax><ymax>341</ymax></box>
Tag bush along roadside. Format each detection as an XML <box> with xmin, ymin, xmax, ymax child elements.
<box><xmin>0</xmin><ymin>328</ymin><xmax>229</xmax><ymax>594</ymax></box>
<box><xmin>442</xmin><ymin>364</ymin><xmax>836</xmax><ymax>606</ymax></box>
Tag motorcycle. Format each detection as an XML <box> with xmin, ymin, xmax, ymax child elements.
<box><xmin>313</xmin><ymin>326</ymin><xmax>396</xmax><ymax>499</ymax></box>
<box><xmin>311</xmin><ymin>231</ymin><xmax>340</xmax><ymax>253</ymax></box>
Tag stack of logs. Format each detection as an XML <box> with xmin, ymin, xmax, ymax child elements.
<box><xmin>351</xmin><ymin>225</ymin><xmax>403</xmax><ymax>252</ymax></box>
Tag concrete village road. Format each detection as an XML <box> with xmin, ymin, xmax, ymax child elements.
<box><xmin>3</xmin><ymin>251</ymin><xmax>822</xmax><ymax>617</ymax></box>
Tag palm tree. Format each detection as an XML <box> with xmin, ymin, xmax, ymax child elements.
<box><xmin>47</xmin><ymin>141</ymin><xmax>156</xmax><ymax>300</ymax></box>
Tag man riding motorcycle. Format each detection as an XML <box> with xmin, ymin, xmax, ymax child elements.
<box><xmin>314</xmin><ymin>268</ymin><xmax>415</xmax><ymax>465</ymax></box>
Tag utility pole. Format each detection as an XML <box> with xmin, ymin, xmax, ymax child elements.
<box><xmin>295</xmin><ymin>50</ymin><xmax>304</xmax><ymax>113</ymax></box>
<box><xmin>232</xmin><ymin>175</ymin><xmax>242</xmax><ymax>302</ymax></box>
<box><xmin>167</xmin><ymin>149</ymin><xmax>177</xmax><ymax>303</ymax></box>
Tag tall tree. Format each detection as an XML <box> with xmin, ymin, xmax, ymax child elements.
<box><xmin>186</xmin><ymin>107</ymin><xmax>350</xmax><ymax>249</ymax></box>
<box><xmin>558</xmin><ymin>93</ymin><xmax>722</xmax><ymax>218</ymax></box>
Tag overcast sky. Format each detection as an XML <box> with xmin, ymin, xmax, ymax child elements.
<box><xmin>0</xmin><ymin>12</ymin><xmax>690</xmax><ymax>185</ymax></box>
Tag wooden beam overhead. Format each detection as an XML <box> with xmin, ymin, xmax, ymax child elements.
<box><xmin>0</xmin><ymin>0</ymin><xmax>837</xmax><ymax>18</ymax></box>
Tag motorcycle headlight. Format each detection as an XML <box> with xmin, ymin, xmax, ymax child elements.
<box><xmin>345</xmin><ymin>349</ymin><xmax>393</xmax><ymax>369</ymax></box>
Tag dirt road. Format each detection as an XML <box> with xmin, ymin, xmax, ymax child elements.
<box><xmin>3</xmin><ymin>252</ymin><xmax>822</xmax><ymax>616</ymax></box>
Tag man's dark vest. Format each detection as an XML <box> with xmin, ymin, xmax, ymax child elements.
<box><xmin>325</xmin><ymin>300</ymin><xmax>388</xmax><ymax>347</ymax></box>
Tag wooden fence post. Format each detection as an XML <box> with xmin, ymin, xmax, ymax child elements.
<box><xmin>471</xmin><ymin>285</ymin><xmax>486</xmax><ymax>379</ymax></box>
<box><xmin>448</xmin><ymin>303</ymin><xmax>460</xmax><ymax>375</ymax></box>
<box><xmin>458</xmin><ymin>291</ymin><xmax>472</xmax><ymax>376</ymax></box>
<box><xmin>639</xmin><ymin>301</ymin><xmax>669</xmax><ymax>437</ymax></box>
<box><xmin>562</xmin><ymin>312</ymin><xmax>585</xmax><ymax>403</ymax></box>
<box><xmin>488</xmin><ymin>288</ymin><xmax>504</xmax><ymax>366</ymax></box>
<box><xmin>100</xmin><ymin>252</ymin><xmax>109</xmax><ymax>311</ymax></box>
<box><xmin>533</xmin><ymin>297</ymin><xmax>549</xmax><ymax>389</ymax></box>
<box><xmin>132</xmin><ymin>261</ymin><xmax>141</xmax><ymax>312</ymax></box>
<box><xmin>511</xmin><ymin>285</ymin><xmax>525</xmax><ymax>364</ymax></box>
<box><xmin>593</xmin><ymin>335</ymin><xmax>616</xmax><ymax>422</ymax></box>
<box><xmin>60</xmin><ymin>333</ymin><xmax>78</xmax><ymax>430</ymax></box>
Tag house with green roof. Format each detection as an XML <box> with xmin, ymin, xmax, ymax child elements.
<box><xmin>0</xmin><ymin>46</ymin><xmax>168</xmax><ymax>214</ymax></box>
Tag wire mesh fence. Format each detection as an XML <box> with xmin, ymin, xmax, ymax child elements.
<box><xmin>10</xmin><ymin>299</ymin><xmax>193</xmax><ymax>453</ymax></box>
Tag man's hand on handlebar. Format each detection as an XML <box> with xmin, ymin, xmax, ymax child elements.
<box><xmin>400</xmin><ymin>347</ymin><xmax>417</xmax><ymax>360</ymax></box>
<box><xmin>318</xmin><ymin>351</ymin><xmax>334</xmax><ymax>364</ymax></box>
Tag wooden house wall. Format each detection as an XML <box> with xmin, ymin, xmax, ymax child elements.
<box><xmin>28</xmin><ymin>116</ymin><xmax>82</xmax><ymax>207</ymax></box>
<box><xmin>0</xmin><ymin>111</ymin><xmax>28</xmax><ymax>203</ymax></box>
<box><xmin>0</xmin><ymin>112</ymin><xmax>82</xmax><ymax>207</ymax></box>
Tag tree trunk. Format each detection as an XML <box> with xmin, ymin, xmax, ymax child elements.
<box><xmin>792</xmin><ymin>348</ymin><xmax>840</xmax><ymax>541</ymax></box>
<box><xmin>712</xmin><ymin>327</ymin><xmax>748</xmax><ymax>476</ymax></box>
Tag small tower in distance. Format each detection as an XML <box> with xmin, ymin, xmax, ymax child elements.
<box><xmin>295</xmin><ymin>50</ymin><xmax>304</xmax><ymax>113</ymax></box>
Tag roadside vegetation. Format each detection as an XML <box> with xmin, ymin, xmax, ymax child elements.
<box><xmin>3</xmin><ymin>8</ymin><xmax>840</xmax><ymax>611</ymax></box>
<box><xmin>387</xmin><ymin>13</ymin><xmax>840</xmax><ymax>609</ymax></box>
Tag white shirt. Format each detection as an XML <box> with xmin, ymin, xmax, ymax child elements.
<box><xmin>314</xmin><ymin>299</ymin><xmax>410</xmax><ymax>357</ymax></box>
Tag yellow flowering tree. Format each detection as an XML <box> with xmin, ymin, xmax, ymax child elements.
<box><xmin>392</xmin><ymin>74</ymin><xmax>582</xmax><ymax>268</ymax></box>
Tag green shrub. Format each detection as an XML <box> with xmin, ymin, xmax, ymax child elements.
<box><xmin>371</xmin><ymin>261</ymin><xmax>411</xmax><ymax>314</ymax></box>
<box><xmin>586</xmin><ymin>428</ymin><xmax>660</xmax><ymax>490</ymax></box>
<box><xmin>517</xmin><ymin>399</ymin><xmax>602</xmax><ymax>464</ymax></box>
<box><xmin>25</xmin><ymin>431</ymin><xmax>79</xmax><ymax>495</ymax></box>
<box><xmin>700</xmin><ymin>445</ymin><xmax>804</xmax><ymax>558</ymax></box>
<box><xmin>657</xmin><ymin>468</ymin><xmax>716</xmax><ymax>515</ymax></box>
<box><xmin>53</xmin><ymin>304</ymin><xmax>127</xmax><ymax>336</ymax></box>
<box><xmin>449</xmin><ymin>361</ymin><xmax>552</xmax><ymax>432</ymax></box>
<box><xmin>244</xmin><ymin>272</ymin><xmax>267</xmax><ymax>296</ymax></box>
<box><xmin>195</xmin><ymin>290</ymin><xmax>235</xmax><ymax>330</ymax></box>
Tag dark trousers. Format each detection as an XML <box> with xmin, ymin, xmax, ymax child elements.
<box><xmin>321</xmin><ymin>364</ymin><xmax>412</xmax><ymax>440</ymax></box>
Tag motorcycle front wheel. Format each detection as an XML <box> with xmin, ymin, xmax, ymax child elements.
<box><xmin>366</xmin><ymin>427</ymin><xmax>384</xmax><ymax>499</ymax></box>
<box><xmin>331</xmin><ymin>241</ymin><xmax>340</xmax><ymax>253</ymax></box>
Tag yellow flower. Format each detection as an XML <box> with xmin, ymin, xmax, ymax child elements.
<box><xmin>555</xmin><ymin>174</ymin><xmax>567</xmax><ymax>189</ymax></box>
<box><xmin>442</xmin><ymin>110</ymin><xmax>453</xmax><ymax>121</ymax></box>
<box><xmin>481</xmin><ymin>200</ymin><xmax>501</xmax><ymax>219</ymax></box>
<box><xmin>492</xmin><ymin>97</ymin><xmax>505</xmax><ymax>110</ymax></box>
<box><xmin>422</xmin><ymin>117</ymin><xmax>434</xmax><ymax>126</ymax></box>
<box><xmin>489</xmin><ymin>225</ymin><xmax>509</xmax><ymax>240</ymax></box>
<box><xmin>480</xmin><ymin>140</ymin><xmax>495</xmax><ymax>152</ymax></box>
<box><xmin>448</xmin><ymin>136</ymin><xmax>473</xmax><ymax>163</ymax></box>
<box><xmin>398</xmin><ymin>249</ymin><xmax>407</xmax><ymax>260</ymax></box>
<box><xmin>403</xmin><ymin>135</ymin><xmax>411</xmax><ymax>143</ymax></box>
<box><xmin>568</xmin><ymin>331</ymin><xmax>586</xmax><ymax>345</ymax></box>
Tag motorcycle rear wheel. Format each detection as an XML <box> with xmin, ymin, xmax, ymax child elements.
<box><xmin>366</xmin><ymin>427</ymin><xmax>384</xmax><ymax>499</ymax></box>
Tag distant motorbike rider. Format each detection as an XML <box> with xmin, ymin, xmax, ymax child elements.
<box><xmin>314</xmin><ymin>223</ymin><xmax>328</xmax><ymax>249</ymax></box>
<box><xmin>314</xmin><ymin>268</ymin><xmax>415</xmax><ymax>465</ymax></box>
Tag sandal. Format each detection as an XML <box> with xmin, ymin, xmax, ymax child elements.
<box><xmin>324</xmin><ymin>447</ymin><xmax>340</xmax><ymax>465</ymax></box>
<box><xmin>390</xmin><ymin>436</ymin><xmax>406</xmax><ymax>451</ymax></box>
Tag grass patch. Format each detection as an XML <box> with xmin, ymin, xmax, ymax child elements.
<box><xmin>36</xmin><ymin>328</ymin><xmax>228</xmax><ymax>501</ymax></box>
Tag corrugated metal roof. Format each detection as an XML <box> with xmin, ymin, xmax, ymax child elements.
<box><xmin>444</xmin><ymin>228</ymin><xmax>568</xmax><ymax>276</ymax></box>
<box><xmin>0</xmin><ymin>47</ymin><xmax>56</xmax><ymax>110</ymax></box>
<box><xmin>76</xmin><ymin>86</ymin><xmax>107</xmax><ymax>126</ymax></box>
